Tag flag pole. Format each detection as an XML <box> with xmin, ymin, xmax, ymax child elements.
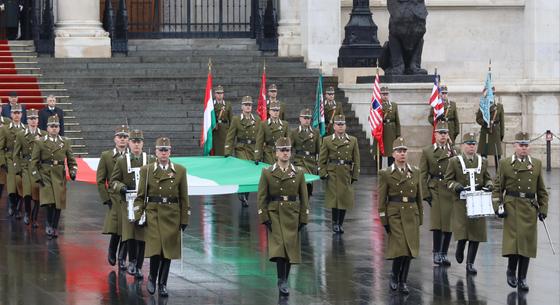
<box><xmin>375</xmin><ymin>59</ymin><xmax>381</xmax><ymax>171</ymax></box>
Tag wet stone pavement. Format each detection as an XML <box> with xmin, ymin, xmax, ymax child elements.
<box><xmin>0</xmin><ymin>172</ymin><xmax>559</xmax><ymax>305</ymax></box>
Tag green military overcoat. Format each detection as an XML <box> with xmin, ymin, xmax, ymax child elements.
<box><xmin>0</xmin><ymin>116</ymin><xmax>11</xmax><ymax>185</ymax></box>
<box><xmin>97</xmin><ymin>148</ymin><xmax>128</xmax><ymax>235</ymax></box>
<box><xmin>428</xmin><ymin>100</ymin><xmax>460</xmax><ymax>142</ymax></box>
<box><xmin>0</xmin><ymin>122</ymin><xmax>26</xmax><ymax>195</ymax></box>
<box><xmin>30</xmin><ymin>135</ymin><xmax>77</xmax><ymax>209</ymax></box>
<box><xmin>14</xmin><ymin>128</ymin><xmax>46</xmax><ymax>200</ymax></box>
<box><xmin>224</xmin><ymin>114</ymin><xmax>259</xmax><ymax>160</ymax></box>
<box><xmin>419</xmin><ymin>143</ymin><xmax>458</xmax><ymax>232</ymax></box>
<box><xmin>212</xmin><ymin>100</ymin><xmax>233</xmax><ymax>156</ymax></box>
<box><xmin>318</xmin><ymin>133</ymin><xmax>360</xmax><ymax>209</ymax></box>
<box><xmin>134</xmin><ymin>162</ymin><xmax>190</xmax><ymax>259</ymax></box>
<box><xmin>324</xmin><ymin>100</ymin><xmax>343</xmax><ymax>135</ymax></box>
<box><xmin>377</xmin><ymin>101</ymin><xmax>401</xmax><ymax>155</ymax></box>
<box><xmin>378</xmin><ymin>164</ymin><xmax>423</xmax><ymax>259</ymax></box>
<box><xmin>444</xmin><ymin>154</ymin><xmax>492</xmax><ymax>242</ymax></box>
<box><xmin>476</xmin><ymin>102</ymin><xmax>505</xmax><ymax>156</ymax></box>
<box><xmin>257</xmin><ymin>163</ymin><xmax>309</xmax><ymax>263</ymax></box>
<box><xmin>255</xmin><ymin>118</ymin><xmax>289</xmax><ymax>164</ymax></box>
<box><xmin>110</xmin><ymin>152</ymin><xmax>156</xmax><ymax>242</ymax></box>
<box><xmin>290</xmin><ymin>126</ymin><xmax>321</xmax><ymax>174</ymax></box>
<box><xmin>493</xmin><ymin>155</ymin><xmax>548</xmax><ymax>258</ymax></box>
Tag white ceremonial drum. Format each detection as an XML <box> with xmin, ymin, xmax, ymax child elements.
<box><xmin>465</xmin><ymin>191</ymin><xmax>495</xmax><ymax>218</ymax></box>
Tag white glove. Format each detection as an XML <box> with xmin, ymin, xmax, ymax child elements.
<box><xmin>19</xmin><ymin>5</ymin><xmax>24</xmax><ymax>11</ymax></box>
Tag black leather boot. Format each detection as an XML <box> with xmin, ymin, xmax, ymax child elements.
<box><xmin>158</xmin><ymin>258</ymin><xmax>171</xmax><ymax>297</ymax></box>
<box><xmin>506</xmin><ymin>255</ymin><xmax>518</xmax><ymax>288</ymax></box>
<box><xmin>399</xmin><ymin>257</ymin><xmax>411</xmax><ymax>294</ymax></box>
<box><xmin>338</xmin><ymin>209</ymin><xmax>346</xmax><ymax>234</ymax></box>
<box><xmin>440</xmin><ymin>232</ymin><xmax>452</xmax><ymax>266</ymax></box>
<box><xmin>147</xmin><ymin>256</ymin><xmax>160</xmax><ymax>295</ymax></box>
<box><xmin>108</xmin><ymin>234</ymin><xmax>120</xmax><ymax>266</ymax></box>
<box><xmin>23</xmin><ymin>196</ymin><xmax>31</xmax><ymax>225</ymax></box>
<box><xmin>433</xmin><ymin>230</ymin><xmax>442</xmax><ymax>265</ymax></box>
<box><xmin>118</xmin><ymin>241</ymin><xmax>127</xmax><ymax>270</ymax></box>
<box><xmin>45</xmin><ymin>205</ymin><xmax>55</xmax><ymax>238</ymax></box>
<box><xmin>466</xmin><ymin>241</ymin><xmax>479</xmax><ymax>275</ymax></box>
<box><xmin>517</xmin><ymin>256</ymin><xmax>530</xmax><ymax>291</ymax></box>
<box><xmin>127</xmin><ymin>240</ymin><xmax>137</xmax><ymax>276</ymax></box>
<box><xmin>331</xmin><ymin>208</ymin><xmax>339</xmax><ymax>233</ymax></box>
<box><xmin>135</xmin><ymin>241</ymin><xmax>146</xmax><ymax>279</ymax></box>
<box><xmin>276</xmin><ymin>259</ymin><xmax>289</xmax><ymax>296</ymax></box>
<box><xmin>455</xmin><ymin>240</ymin><xmax>466</xmax><ymax>264</ymax></box>
<box><xmin>238</xmin><ymin>193</ymin><xmax>249</xmax><ymax>207</ymax></box>
<box><xmin>52</xmin><ymin>208</ymin><xmax>61</xmax><ymax>237</ymax></box>
<box><xmin>31</xmin><ymin>201</ymin><xmax>40</xmax><ymax>228</ymax></box>
<box><xmin>390</xmin><ymin>257</ymin><xmax>401</xmax><ymax>291</ymax></box>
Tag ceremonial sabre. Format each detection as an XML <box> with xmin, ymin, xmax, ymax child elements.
<box><xmin>530</xmin><ymin>201</ymin><xmax>556</xmax><ymax>255</ymax></box>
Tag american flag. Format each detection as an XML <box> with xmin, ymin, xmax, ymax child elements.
<box><xmin>429</xmin><ymin>75</ymin><xmax>444</xmax><ymax>143</ymax></box>
<box><xmin>368</xmin><ymin>73</ymin><xmax>385</xmax><ymax>155</ymax></box>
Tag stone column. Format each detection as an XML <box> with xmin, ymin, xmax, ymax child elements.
<box><xmin>277</xmin><ymin>0</ymin><xmax>301</xmax><ymax>57</ymax></box>
<box><xmin>54</xmin><ymin>0</ymin><xmax>111</xmax><ymax>58</ymax></box>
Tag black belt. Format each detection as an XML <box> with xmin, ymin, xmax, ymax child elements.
<box><xmin>237</xmin><ymin>139</ymin><xmax>255</xmax><ymax>145</ymax></box>
<box><xmin>296</xmin><ymin>150</ymin><xmax>315</xmax><ymax>156</ymax></box>
<box><xmin>388</xmin><ymin>196</ymin><xmax>417</xmax><ymax>203</ymax></box>
<box><xmin>329</xmin><ymin>159</ymin><xmax>353</xmax><ymax>165</ymax></box>
<box><xmin>437</xmin><ymin>117</ymin><xmax>455</xmax><ymax>122</ymax></box>
<box><xmin>269</xmin><ymin>195</ymin><xmax>298</xmax><ymax>202</ymax></box>
<box><xmin>41</xmin><ymin>160</ymin><xmax>65</xmax><ymax>166</ymax></box>
<box><xmin>21</xmin><ymin>155</ymin><xmax>32</xmax><ymax>161</ymax></box>
<box><xmin>505</xmin><ymin>191</ymin><xmax>535</xmax><ymax>199</ymax></box>
<box><xmin>430</xmin><ymin>174</ymin><xmax>445</xmax><ymax>180</ymax></box>
<box><xmin>147</xmin><ymin>196</ymin><xmax>179</xmax><ymax>204</ymax></box>
<box><xmin>217</xmin><ymin>120</ymin><xmax>229</xmax><ymax>124</ymax></box>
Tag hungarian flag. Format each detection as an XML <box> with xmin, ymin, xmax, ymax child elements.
<box><xmin>312</xmin><ymin>71</ymin><xmax>326</xmax><ymax>136</ymax></box>
<box><xmin>256</xmin><ymin>66</ymin><xmax>268</xmax><ymax>121</ymax></box>
<box><xmin>429</xmin><ymin>75</ymin><xmax>444</xmax><ymax>143</ymax></box>
<box><xmin>368</xmin><ymin>73</ymin><xmax>385</xmax><ymax>155</ymax></box>
<box><xmin>200</xmin><ymin>70</ymin><xmax>215</xmax><ymax>155</ymax></box>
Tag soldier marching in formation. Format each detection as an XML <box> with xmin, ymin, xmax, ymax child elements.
<box><xmin>319</xmin><ymin>114</ymin><xmax>360</xmax><ymax>234</ymax></box>
<box><xmin>428</xmin><ymin>85</ymin><xmax>460</xmax><ymax>143</ymax></box>
<box><xmin>290</xmin><ymin>108</ymin><xmax>321</xmax><ymax>197</ymax></box>
<box><xmin>255</xmin><ymin>101</ymin><xmax>289</xmax><ymax>165</ymax></box>
<box><xmin>376</xmin><ymin>86</ymin><xmax>401</xmax><ymax>167</ymax></box>
<box><xmin>0</xmin><ymin>112</ymin><xmax>11</xmax><ymax>203</ymax></box>
<box><xmin>378</xmin><ymin>137</ymin><xmax>423</xmax><ymax>294</ymax></box>
<box><xmin>324</xmin><ymin>86</ymin><xmax>343</xmax><ymax>135</ymax></box>
<box><xmin>97</xmin><ymin>125</ymin><xmax>130</xmax><ymax>269</ymax></box>
<box><xmin>493</xmin><ymin>131</ymin><xmax>548</xmax><ymax>291</ymax></box>
<box><xmin>212</xmin><ymin>85</ymin><xmax>232</xmax><ymax>156</ymax></box>
<box><xmin>476</xmin><ymin>86</ymin><xmax>505</xmax><ymax>164</ymax></box>
<box><xmin>1</xmin><ymin>103</ymin><xmax>25</xmax><ymax>218</ymax></box>
<box><xmin>257</xmin><ymin>137</ymin><xmax>309</xmax><ymax>296</ymax></box>
<box><xmin>266</xmin><ymin>84</ymin><xmax>286</xmax><ymax>121</ymax></box>
<box><xmin>133</xmin><ymin>137</ymin><xmax>190</xmax><ymax>297</ymax></box>
<box><xmin>419</xmin><ymin>121</ymin><xmax>457</xmax><ymax>266</ymax></box>
<box><xmin>444</xmin><ymin>132</ymin><xmax>493</xmax><ymax>274</ymax></box>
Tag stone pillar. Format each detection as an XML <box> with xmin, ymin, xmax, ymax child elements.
<box><xmin>277</xmin><ymin>0</ymin><xmax>301</xmax><ymax>57</ymax></box>
<box><xmin>54</xmin><ymin>0</ymin><xmax>111</xmax><ymax>58</ymax></box>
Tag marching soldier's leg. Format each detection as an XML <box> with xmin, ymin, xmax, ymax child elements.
<box><xmin>158</xmin><ymin>258</ymin><xmax>171</xmax><ymax>297</ymax></box>
<box><xmin>14</xmin><ymin>195</ymin><xmax>22</xmax><ymax>219</ymax></box>
<box><xmin>45</xmin><ymin>204</ymin><xmax>55</xmax><ymax>237</ymax></box>
<box><xmin>135</xmin><ymin>241</ymin><xmax>146</xmax><ymax>279</ymax></box>
<box><xmin>147</xmin><ymin>255</ymin><xmax>161</xmax><ymax>295</ymax></box>
<box><xmin>338</xmin><ymin>209</ymin><xmax>346</xmax><ymax>234</ymax></box>
<box><xmin>52</xmin><ymin>208</ymin><xmax>62</xmax><ymax>237</ymax></box>
<box><xmin>433</xmin><ymin>230</ymin><xmax>443</xmax><ymax>265</ymax></box>
<box><xmin>517</xmin><ymin>256</ymin><xmax>530</xmax><ymax>291</ymax></box>
<box><xmin>31</xmin><ymin>200</ymin><xmax>40</xmax><ymax>228</ymax></box>
<box><xmin>117</xmin><ymin>241</ymin><xmax>128</xmax><ymax>270</ymax></box>
<box><xmin>466</xmin><ymin>241</ymin><xmax>479</xmax><ymax>275</ymax></box>
<box><xmin>331</xmin><ymin>208</ymin><xmax>339</xmax><ymax>233</ymax></box>
<box><xmin>440</xmin><ymin>232</ymin><xmax>452</xmax><ymax>266</ymax></box>
<box><xmin>276</xmin><ymin>258</ymin><xmax>289</xmax><ymax>296</ymax></box>
<box><xmin>399</xmin><ymin>256</ymin><xmax>411</xmax><ymax>294</ymax></box>
<box><xmin>8</xmin><ymin>193</ymin><xmax>18</xmax><ymax>217</ymax></box>
<box><xmin>23</xmin><ymin>196</ymin><xmax>32</xmax><ymax>225</ymax></box>
<box><xmin>127</xmin><ymin>240</ymin><xmax>138</xmax><ymax>275</ymax></box>
<box><xmin>306</xmin><ymin>183</ymin><xmax>313</xmax><ymax>198</ymax></box>
<box><xmin>108</xmin><ymin>234</ymin><xmax>120</xmax><ymax>266</ymax></box>
<box><xmin>390</xmin><ymin>257</ymin><xmax>402</xmax><ymax>291</ymax></box>
<box><xmin>455</xmin><ymin>239</ymin><xmax>467</xmax><ymax>264</ymax></box>
<box><xmin>507</xmin><ymin>255</ymin><xmax>519</xmax><ymax>288</ymax></box>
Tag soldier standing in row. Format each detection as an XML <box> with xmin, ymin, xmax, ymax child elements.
<box><xmin>324</xmin><ymin>86</ymin><xmax>343</xmax><ymax>135</ymax></box>
<box><xmin>493</xmin><ymin>132</ymin><xmax>548</xmax><ymax>291</ymax></box>
<box><xmin>444</xmin><ymin>132</ymin><xmax>493</xmax><ymax>274</ymax></box>
<box><xmin>428</xmin><ymin>85</ymin><xmax>460</xmax><ymax>143</ymax></box>
<box><xmin>31</xmin><ymin>115</ymin><xmax>77</xmax><ymax>238</ymax></box>
<box><xmin>212</xmin><ymin>85</ymin><xmax>232</xmax><ymax>156</ymax></box>
<box><xmin>133</xmin><ymin>137</ymin><xmax>190</xmax><ymax>297</ymax></box>
<box><xmin>224</xmin><ymin>96</ymin><xmax>259</xmax><ymax>207</ymax></box>
<box><xmin>97</xmin><ymin>126</ymin><xmax>130</xmax><ymax>269</ymax></box>
<box><xmin>0</xmin><ymin>103</ymin><xmax>25</xmax><ymax>218</ymax></box>
<box><xmin>0</xmin><ymin>112</ymin><xmax>10</xmax><ymax>203</ymax></box>
<box><xmin>257</xmin><ymin>137</ymin><xmax>309</xmax><ymax>296</ymax></box>
<box><xmin>377</xmin><ymin>86</ymin><xmax>401</xmax><ymax>167</ymax></box>
<box><xmin>14</xmin><ymin>108</ymin><xmax>45</xmax><ymax>227</ymax></box>
<box><xmin>266</xmin><ymin>84</ymin><xmax>285</xmax><ymax>121</ymax></box>
<box><xmin>476</xmin><ymin>86</ymin><xmax>505</xmax><ymax>163</ymax></box>
<box><xmin>255</xmin><ymin>101</ymin><xmax>289</xmax><ymax>165</ymax></box>
<box><xmin>419</xmin><ymin>122</ymin><xmax>457</xmax><ymax>266</ymax></box>
<box><xmin>378</xmin><ymin>137</ymin><xmax>423</xmax><ymax>294</ymax></box>
<box><xmin>319</xmin><ymin>114</ymin><xmax>360</xmax><ymax>234</ymax></box>
<box><xmin>110</xmin><ymin>129</ymin><xmax>155</xmax><ymax>279</ymax></box>
<box><xmin>290</xmin><ymin>108</ymin><xmax>321</xmax><ymax>197</ymax></box>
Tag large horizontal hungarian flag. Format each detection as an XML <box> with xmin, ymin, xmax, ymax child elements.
<box><xmin>74</xmin><ymin>157</ymin><xmax>320</xmax><ymax>195</ymax></box>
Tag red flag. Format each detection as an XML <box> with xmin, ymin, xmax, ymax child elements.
<box><xmin>368</xmin><ymin>73</ymin><xmax>385</xmax><ymax>155</ymax></box>
<box><xmin>257</xmin><ymin>67</ymin><xmax>267</xmax><ymax>121</ymax></box>
<box><xmin>428</xmin><ymin>75</ymin><xmax>444</xmax><ymax>144</ymax></box>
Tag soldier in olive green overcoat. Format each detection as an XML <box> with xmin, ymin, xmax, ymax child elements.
<box><xmin>255</xmin><ymin>101</ymin><xmax>289</xmax><ymax>164</ymax></box>
<box><xmin>419</xmin><ymin>121</ymin><xmax>458</xmax><ymax>266</ymax></box>
<box><xmin>492</xmin><ymin>131</ymin><xmax>548</xmax><ymax>291</ymax></box>
<box><xmin>0</xmin><ymin>115</ymin><xmax>11</xmax><ymax>197</ymax></box>
<box><xmin>30</xmin><ymin>115</ymin><xmax>77</xmax><ymax>239</ymax></box>
<box><xmin>224</xmin><ymin>96</ymin><xmax>259</xmax><ymax>207</ymax></box>
<box><xmin>444</xmin><ymin>132</ymin><xmax>493</xmax><ymax>275</ymax></box>
<box><xmin>290</xmin><ymin>108</ymin><xmax>321</xmax><ymax>197</ymax></box>
<box><xmin>324</xmin><ymin>86</ymin><xmax>343</xmax><ymax>135</ymax></box>
<box><xmin>211</xmin><ymin>85</ymin><xmax>233</xmax><ymax>156</ymax></box>
<box><xmin>318</xmin><ymin>115</ymin><xmax>360</xmax><ymax>234</ymax></box>
<box><xmin>476</xmin><ymin>87</ymin><xmax>505</xmax><ymax>160</ymax></box>
<box><xmin>428</xmin><ymin>85</ymin><xmax>460</xmax><ymax>142</ymax></box>
<box><xmin>374</xmin><ymin>86</ymin><xmax>401</xmax><ymax>167</ymax></box>
<box><xmin>266</xmin><ymin>84</ymin><xmax>286</xmax><ymax>121</ymax></box>
<box><xmin>257</xmin><ymin>137</ymin><xmax>309</xmax><ymax>297</ymax></box>
<box><xmin>13</xmin><ymin>108</ymin><xmax>45</xmax><ymax>227</ymax></box>
<box><xmin>378</xmin><ymin>137</ymin><xmax>423</xmax><ymax>294</ymax></box>
<box><xmin>110</xmin><ymin>129</ymin><xmax>156</xmax><ymax>279</ymax></box>
<box><xmin>133</xmin><ymin>137</ymin><xmax>190</xmax><ymax>297</ymax></box>
<box><xmin>0</xmin><ymin>103</ymin><xmax>25</xmax><ymax>218</ymax></box>
<box><xmin>97</xmin><ymin>125</ymin><xmax>130</xmax><ymax>269</ymax></box>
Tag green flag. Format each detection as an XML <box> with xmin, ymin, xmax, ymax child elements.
<box><xmin>312</xmin><ymin>71</ymin><xmax>326</xmax><ymax>136</ymax></box>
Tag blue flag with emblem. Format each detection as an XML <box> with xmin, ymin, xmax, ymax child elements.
<box><xmin>479</xmin><ymin>70</ymin><xmax>494</xmax><ymax>126</ymax></box>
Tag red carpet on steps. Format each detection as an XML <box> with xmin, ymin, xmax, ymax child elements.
<box><xmin>0</xmin><ymin>40</ymin><xmax>43</xmax><ymax>109</ymax></box>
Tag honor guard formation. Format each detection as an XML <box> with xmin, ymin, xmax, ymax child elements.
<box><xmin>0</xmin><ymin>82</ymin><xmax>551</xmax><ymax>301</ymax></box>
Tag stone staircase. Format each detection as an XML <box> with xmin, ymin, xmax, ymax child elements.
<box><xmin>0</xmin><ymin>41</ymin><xmax>88</xmax><ymax>156</ymax></box>
<box><xmin>37</xmin><ymin>39</ymin><xmax>375</xmax><ymax>174</ymax></box>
